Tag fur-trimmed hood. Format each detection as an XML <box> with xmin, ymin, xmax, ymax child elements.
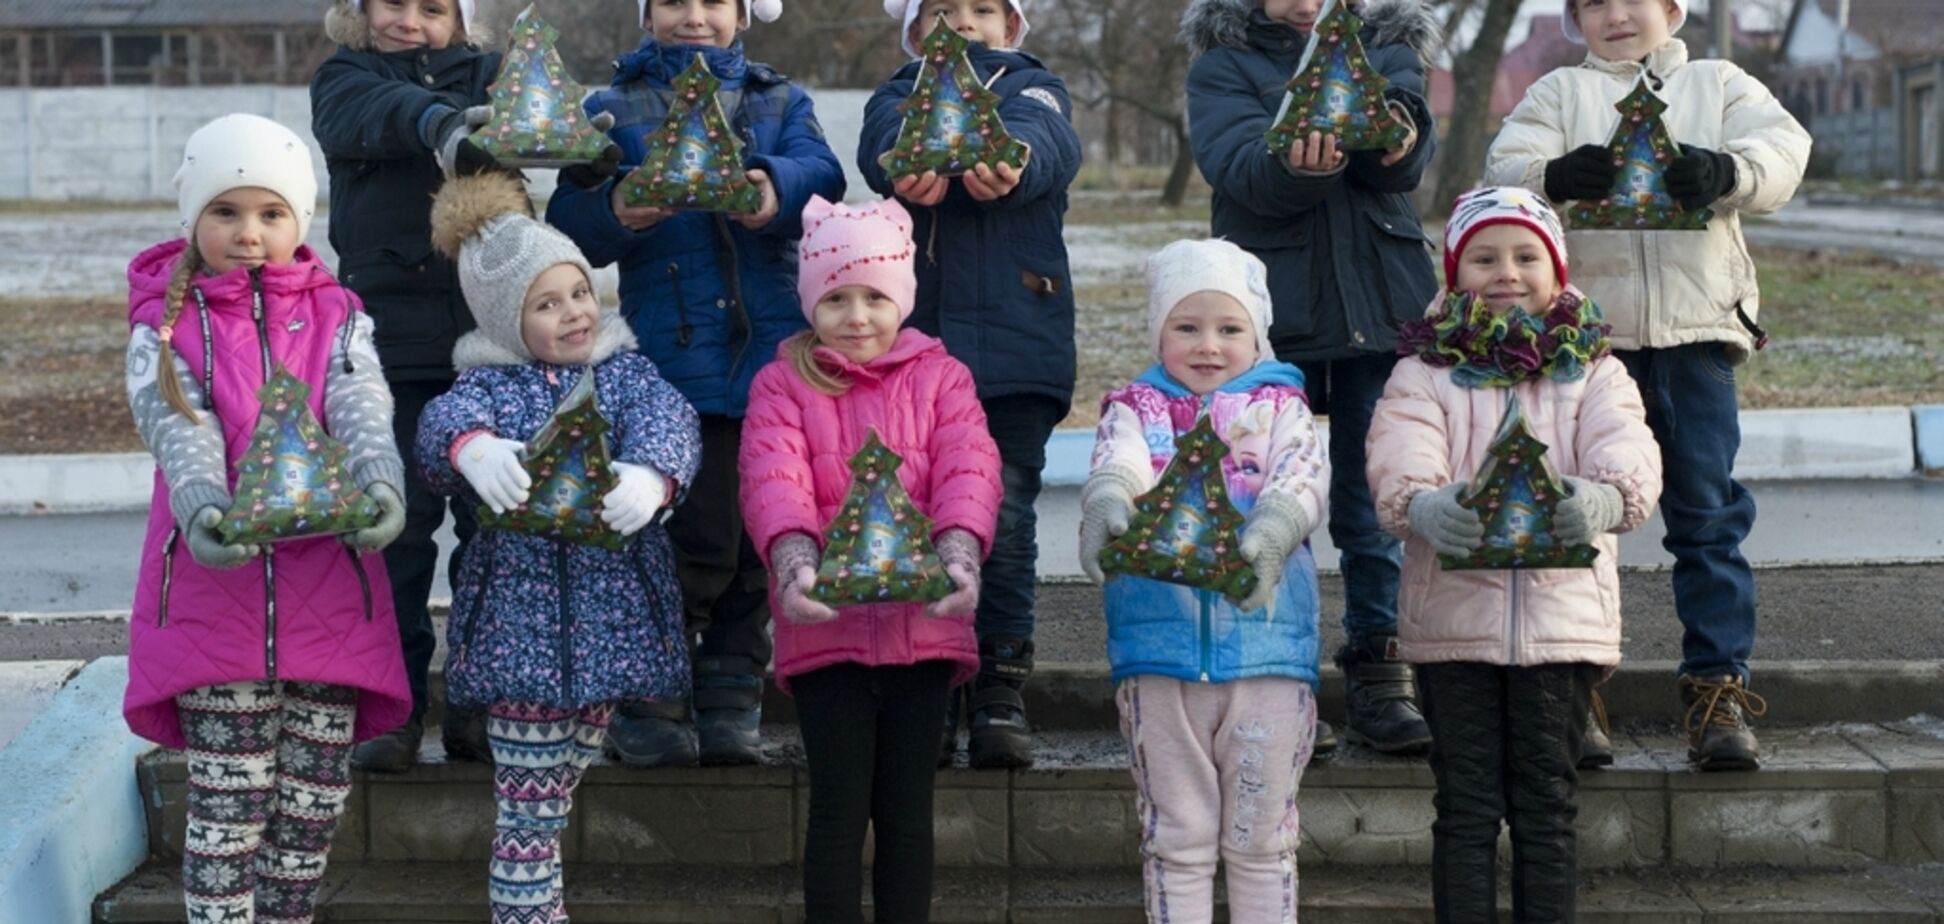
<box><xmin>1179</xmin><ymin>0</ymin><xmax>1440</xmax><ymax>61</ymax></box>
<box><xmin>324</xmin><ymin>0</ymin><xmax>488</xmax><ymax>51</ymax></box>
<box><xmin>452</xmin><ymin>308</ymin><xmax>638</xmax><ymax>371</ymax></box>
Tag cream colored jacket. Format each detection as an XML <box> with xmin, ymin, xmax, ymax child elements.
<box><xmin>1484</xmin><ymin>40</ymin><xmax>1811</xmax><ymax>360</ymax></box>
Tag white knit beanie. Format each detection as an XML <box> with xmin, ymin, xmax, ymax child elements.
<box><xmin>1562</xmin><ymin>0</ymin><xmax>1686</xmax><ymax>43</ymax></box>
<box><xmin>361</xmin><ymin>0</ymin><xmax>476</xmax><ymax>31</ymax></box>
<box><xmin>885</xmin><ymin>0</ymin><xmax>1031</xmax><ymax>58</ymax></box>
<box><xmin>174</xmin><ymin>114</ymin><xmax>318</xmax><ymax>244</ymax></box>
<box><xmin>637</xmin><ymin>0</ymin><xmax>782</xmax><ymax>28</ymax></box>
<box><xmin>430</xmin><ymin>172</ymin><xmax>594</xmax><ymax>363</ymax></box>
<box><xmin>1144</xmin><ymin>239</ymin><xmax>1274</xmax><ymax>365</ymax></box>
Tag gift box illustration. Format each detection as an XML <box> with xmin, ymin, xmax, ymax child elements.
<box><xmin>807</xmin><ymin>430</ymin><xmax>957</xmax><ymax>607</ymax></box>
<box><xmin>1440</xmin><ymin>394</ymin><xmax>1599</xmax><ymax>571</ymax></box>
<box><xmin>1264</xmin><ymin>0</ymin><xmax>1411</xmax><ymax>154</ymax></box>
<box><xmin>876</xmin><ymin>14</ymin><xmax>1031</xmax><ymax>180</ymax></box>
<box><xmin>475</xmin><ymin>373</ymin><xmax>627</xmax><ymax>550</ymax></box>
<box><xmin>1566</xmin><ymin>76</ymin><xmax>1713</xmax><ymax>231</ymax></box>
<box><xmin>1097</xmin><ymin>416</ymin><xmax>1260</xmax><ymax>605</ymax></box>
<box><xmin>471</xmin><ymin>5</ymin><xmax>615</xmax><ymax>167</ymax></box>
<box><xmin>219</xmin><ymin>366</ymin><xmax>381</xmax><ymax>544</ymax></box>
<box><xmin>615</xmin><ymin>53</ymin><xmax>765</xmax><ymax>213</ymax></box>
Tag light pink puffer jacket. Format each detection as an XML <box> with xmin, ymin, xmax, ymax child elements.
<box><xmin>1367</xmin><ymin>353</ymin><xmax>1661</xmax><ymax>667</ymax></box>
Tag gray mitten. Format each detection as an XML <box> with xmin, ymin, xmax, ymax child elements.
<box><xmin>1554</xmin><ymin>476</ymin><xmax>1624</xmax><ymax>546</ymax></box>
<box><xmin>927</xmin><ymin>528</ymin><xmax>983</xmax><ymax>619</ymax></box>
<box><xmin>1236</xmin><ymin>494</ymin><xmax>1311</xmax><ymax>612</ymax></box>
<box><xmin>186</xmin><ymin>506</ymin><xmax>260</xmax><ymax>570</ymax></box>
<box><xmin>344</xmin><ymin>482</ymin><xmax>406</xmax><ymax>553</ymax></box>
<box><xmin>770</xmin><ymin>532</ymin><xmax>837</xmax><ymax>625</ymax></box>
<box><xmin>1407</xmin><ymin>483</ymin><xmax>1486</xmax><ymax>559</ymax></box>
<box><xmin>435</xmin><ymin>104</ymin><xmax>498</xmax><ymax>178</ymax></box>
<box><xmin>1078</xmin><ymin>467</ymin><xmax>1143</xmax><ymax>584</ymax></box>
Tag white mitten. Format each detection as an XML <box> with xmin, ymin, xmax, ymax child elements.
<box><xmin>1407</xmin><ymin>483</ymin><xmax>1486</xmax><ymax>559</ymax></box>
<box><xmin>454</xmin><ymin>434</ymin><xmax>531</xmax><ymax>514</ymax></box>
<box><xmin>600</xmin><ymin>461</ymin><xmax>667</xmax><ymax>536</ymax></box>
<box><xmin>1554</xmin><ymin>476</ymin><xmax>1624</xmax><ymax>546</ymax></box>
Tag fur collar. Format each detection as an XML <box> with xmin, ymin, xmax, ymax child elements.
<box><xmin>453</xmin><ymin>310</ymin><xmax>638</xmax><ymax>372</ymax></box>
<box><xmin>1179</xmin><ymin>0</ymin><xmax>1439</xmax><ymax>61</ymax></box>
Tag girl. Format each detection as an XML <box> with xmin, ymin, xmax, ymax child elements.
<box><xmin>123</xmin><ymin>113</ymin><xmax>412</xmax><ymax>924</ymax></box>
<box><xmin>739</xmin><ymin>195</ymin><xmax>1000</xmax><ymax>923</ymax></box>
<box><xmin>1076</xmin><ymin>238</ymin><xmax>1330</xmax><ymax>924</ymax></box>
<box><xmin>1366</xmin><ymin>187</ymin><xmax>1662</xmax><ymax>922</ymax></box>
<box><xmin>415</xmin><ymin>171</ymin><xmax>701</xmax><ymax>924</ymax></box>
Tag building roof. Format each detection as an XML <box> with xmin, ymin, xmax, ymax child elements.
<box><xmin>0</xmin><ymin>0</ymin><xmax>321</xmax><ymax>30</ymax></box>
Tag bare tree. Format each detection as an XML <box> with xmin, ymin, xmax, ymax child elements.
<box><xmin>1036</xmin><ymin>0</ymin><xmax>1197</xmax><ymax>205</ymax></box>
<box><xmin>1431</xmin><ymin>0</ymin><xmax>1524</xmax><ymax>214</ymax></box>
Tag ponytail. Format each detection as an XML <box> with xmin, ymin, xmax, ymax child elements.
<box><xmin>156</xmin><ymin>246</ymin><xmax>204</xmax><ymax>424</ymax></box>
<box><xmin>784</xmin><ymin>331</ymin><xmax>851</xmax><ymax>397</ymax></box>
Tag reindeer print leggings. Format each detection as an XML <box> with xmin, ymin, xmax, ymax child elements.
<box><xmin>176</xmin><ymin>681</ymin><xmax>357</xmax><ymax>924</ymax></box>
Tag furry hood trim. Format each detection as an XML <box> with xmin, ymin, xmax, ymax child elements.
<box><xmin>1179</xmin><ymin>0</ymin><xmax>1440</xmax><ymax>62</ymax></box>
<box><xmin>452</xmin><ymin>309</ymin><xmax>637</xmax><ymax>371</ymax></box>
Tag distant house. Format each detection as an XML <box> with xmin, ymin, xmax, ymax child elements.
<box><xmin>1774</xmin><ymin>0</ymin><xmax>1944</xmax><ymax>179</ymax></box>
<box><xmin>0</xmin><ymin>0</ymin><xmax>327</xmax><ymax>86</ymax></box>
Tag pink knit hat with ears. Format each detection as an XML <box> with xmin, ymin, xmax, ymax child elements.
<box><xmin>797</xmin><ymin>195</ymin><xmax>918</xmax><ymax>322</ymax></box>
<box><xmin>885</xmin><ymin>0</ymin><xmax>1031</xmax><ymax>58</ymax></box>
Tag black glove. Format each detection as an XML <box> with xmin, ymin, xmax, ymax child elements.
<box><xmin>1665</xmin><ymin>144</ymin><xmax>1738</xmax><ymax>210</ymax></box>
<box><xmin>1543</xmin><ymin>143</ymin><xmax>1620</xmax><ymax>203</ymax></box>
<box><xmin>432</xmin><ymin>105</ymin><xmax>500</xmax><ymax>178</ymax></box>
<box><xmin>558</xmin><ymin>143</ymin><xmax>624</xmax><ymax>190</ymax></box>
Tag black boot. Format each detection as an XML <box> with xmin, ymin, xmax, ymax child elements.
<box><xmin>607</xmin><ymin>698</ymin><xmax>699</xmax><ymax>768</ymax></box>
<box><xmin>351</xmin><ymin>718</ymin><xmax>423</xmax><ymax>774</ymax></box>
<box><xmin>1339</xmin><ymin>636</ymin><xmax>1433</xmax><ymax>755</ymax></box>
<box><xmin>695</xmin><ymin>656</ymin><xmax>763</xmax><ymax>766</ymax></box>
<box><xmin>441</xmin><ymin>706</ymin><xmax>493</xmax><ymax>765</ymax></box>
<box><xmin>967</xmin><ymin>634</ymin><xmax>1034</xmax><ymax>769</ymax></box>
<box><xmin>1311</xmin><ymin>717</ymin><xmax>1338</xmax><ymax>763</ymax></box>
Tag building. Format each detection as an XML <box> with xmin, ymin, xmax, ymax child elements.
<box><xmin>0</xmin><ymin>0</ymin><xmax>327</xmax><ymax>87</ymax></box>
<box><xmin>1774</xmin><ymin>0</ymin><xmax>1944</xmax><ymax>179</ymax></box>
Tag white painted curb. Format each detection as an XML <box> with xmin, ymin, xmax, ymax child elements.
<box><xmin>0</xmin><ymin>452</ymin><xmax>154</xmax><ymax>514</ymax></box>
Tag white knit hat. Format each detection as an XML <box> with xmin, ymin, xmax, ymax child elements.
<box><xmin>1144</xmin><ymin>238</ymin><xmax>1274</xmax><ymax>365</ymax></box>
<box><xmin>1562</xmin><ymin>0</ymin><xmax>1686</xmax><ymax>43</ymax></box>
<box><xmin>885</xmin><ymin>0</ymin><xmax>1030</xmax><ymax>58</ymax></box>
<box><xmin>174</xmin><ymin>114</ymin><xmax>319</xmax><ymax>244</ymax></box>
<box><xmin>637</xmin><ymin>0</ymin><xmax>782</xmax><ymax>28</ymax></box>
<box><xmin>430</xmin><ymin>172</ymin><xmax>594</xmax><ymax>364</ymax></box>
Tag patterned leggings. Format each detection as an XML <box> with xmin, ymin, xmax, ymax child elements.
<box><xmin>177</xmin><ymin>681</ymin><xmax>358</xmax><ymax>924</ymax></box>
<box><xmin>487</xmin><ymin>701</ymin><xmax>615</xmax><ymax>924</ymax></box>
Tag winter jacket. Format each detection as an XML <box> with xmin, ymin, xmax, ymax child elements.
<box><xmin>123</xmin><ymin>240</ymin><xmax>411</xmax><ymax>748</ymax></box>
<box><xmin>739</xmin><ymin>330</ymin><xmax>1003</xmax><ymax>692</ymax></box>
<box><xmin>1366</xmin><ymin>295</ymin><xmax>1662</xmax><ymax>667</ymax></box>
<box><xmin>310</xmin><ymin>10</ymin><xmax>500</xmax><ymax>383</ymax></box>
<box><xmin>1484</xmin><ymin>40</ymin><xmax>1811</xmax><ymax>359</ymax></box>
<box><xmin>546</xmin><ymin>39</ymin><xmax>846</xmax><ymax>417</ymax></box>
<box><xmin>858</xmin><ymin>46</ymin><xmax>1083</xmax><ymax>405</ymax></box>
<box><xmin>1089</xmin><ymin>363</ymin><xmax>1330</xmax><ymax>686</ymax></box>
<box><xmin>417</xmin><ymin>313</ymin><xmax>701</xmax><ymax>709</ymax></box>
<box><xmin>1182</xmin><ymin>0</ymin><xmax>1440</xmax><ymax>363</ymax></box>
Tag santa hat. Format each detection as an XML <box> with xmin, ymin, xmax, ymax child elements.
<box><xmin>174</xmin><ymin>114</ymin><xmax>319</xmax><ymax>244</ymax></box>
<box><xmin>1562</xmin><ymin>0</ymin><xmax>1686</xmax><ymax>43</ymax></box>
<box><xmin>1443</xmin><ymin>186</ymin><xmax>1569</xmax><ymax>287</ymax></box>
<box><xmin>637</xmin><ymin>0</ymin><xmax>782</xmax><ymax>27</ymax></box>
<box><xmin>797</xmin><ymin>195</ymin><xmax>918</xmax><ymax>322</ymax></box>
<box><xmin>885</xmin><ymin>0</ymin><xmax>1031</xmax><ymax>58</ymax></box>
<box><xmin>1144</xmin><ymin>238</ymin><xmax>1275</xmax><ymax>364</ymax></box>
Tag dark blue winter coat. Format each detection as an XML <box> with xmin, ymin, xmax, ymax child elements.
<box><xmin>546</xmin><ymin>39</ymin><xmax>846</xmax><ymax>418</ymax></box>
<box><xmin>417</xmin><ymin>317</ymin><xmax>702</xmax><ymax>709</ymax></box>
<box><xmin>858</xmin><ymin>46</ymin><xmax>1083</xmax><ymax>406</ymax></box>
<box><xmin>1182</xmin><ymin>0</ymin><xmax>1440</xmax><ymax>364</ymax></box>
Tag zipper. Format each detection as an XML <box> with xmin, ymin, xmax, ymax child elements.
<box><xmin>250</xmin><ymin>267</ymin><xmax>279</xmax><ymax>681</ymax></box>
<box><xmin>712</xmin><ymin>214</ymin><xmax>753</xmax><ymax>381</ymax></box>
<box><xmin>156</xmin><ymin>527</ymin><xmax>180</xmax><ymax>627</ymax></box>
<box><xmin>556</xmin><ymin>542</ymin><xmax>575</xmax><ymax>701</ymax></box>
<box><xmin>665</xmin><ymin>262</ymin><xmax>693</xmax><ymax>347</ymax></box>
<box><xmin>1198</xmin><ymin>590</ymin><xmax>1213</xmax><ymax>682</ymax></box>
<box><xmin>1507</xmin><ymin>566</ymin><xmax>1520</xmax><ymax>666</ymax></box>
<box><xmin>1634</xmin><ymin>233</ymin><xmax>1650</xmax><ymax>344</ymax></box>
<box><xmin>347</xmin><ymin>548</ymin><xmax>373</xmax><ymax>622</ymax></box>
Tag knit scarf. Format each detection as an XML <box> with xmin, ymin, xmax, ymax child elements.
<box><xmin>1397</xmin><ymin>289</ymin><xmax>1613</xmax><ymax>388</ymax></box>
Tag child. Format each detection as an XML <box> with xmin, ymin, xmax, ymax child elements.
<box><xmin>1077</xmin><ymin>238</ymin><xmax>1329</xmax><ymax>923</ymax></box>
<box><xmin>546</xmin><ymin>0</ymin><xmax>847</xmax><ymax>769</ymax></box>
<box><xmin>1180</xmin><ymin>0</ymin><xmax>1441</xmax><ymax>757</ymax></box>
<box><xmin>1366</xmin><ymin>187</ymin><xmax>1661</xmax><ymax>922</ymax></box>
<box><xmin>312</xmin><ymin>0</ymin><xmax>505</xmax><ymax>771</ymax></box>
<box><xmin>122</xmin><ymin>113</ymin><xmax>412</xmax><ymax>924</ymax></box>
<box><xmin>1484</xmin><ymin>0</ymin><xmax>1810</xmax><ymax>770</ymax></box>
<box><xmin>859</xmin><ymin>0</ymin><xmax>1084</xmax><ymax>769</ymax></box>
<box><xmin>418</xmin><ymin>170</ymin><xmax>702</xmax><ymax>924</ymax></box>
<box><xmin>739</xmin><ymin>195</ymin><xmax>1001</xmax><ymax>922</ymax></box>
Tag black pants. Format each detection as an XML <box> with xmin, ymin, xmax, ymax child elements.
<box><xmin>794</xmin><ymin>660</ymin><xmax>955</xmax><ymax>924</ymax></box>
<box><xmin>1418</xmin><ymin>662</ymin><xmax>1599</xmax><ymax>924</ymax></box>
<box><xmin>668</xmin><ymin>413</ymin><xmax>772</xmax><ymax>676</ymax></box>
<box><xmin>384</xmin><ymin>379</ymin><xmax>478</xmax><ymax>724</ymax></box>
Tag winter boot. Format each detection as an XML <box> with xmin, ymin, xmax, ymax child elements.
<box><xmin>441</xmin><ymin>706</ymin><xmax>494</xmax><ymax>765</ymax></box>
<box><xmin>606</xmin><ymin>698</ymin><xmax>699</xmax><ymax>768</ymax></box>
<box><xmin>695</xmin><ymin>656</ymin><xmax>763</xmax><ymax>766</ymax></box>
<box><xmin>1681</xmin><ymin>673</ymin><xmax>1767</xmax><ymax>771</ymax></box>
<box><xmin>1579</xmin><ymin>689</ymin><xmax>1615</xmax><ymax>770</ymax></box>
<box><xmin>351</xmin><ymin>718</ymin><xmax>422</xmax><ymax>774</ymax></box>
<box><xmin>1338</xmin><ymin>636</ymin><xmax>1433</xmax><ymax>755</ymax></box>
<box><xmin>939</xmin><ymin>685</ymin><xmax>965</xmax><ymax>768</ymax></box>
<box><xmin>1310</xmin><ymin>716</ymin><xmax>1339</xmax><ymax>763</ymax></box>
<box><xmin>967</xmin><ymin>634</ymin><xmax>1034</xmax><ymax>769</ymax></box>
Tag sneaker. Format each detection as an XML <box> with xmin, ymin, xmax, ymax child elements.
<box><xmin>351</xmin><ymin>719</ymin><xmax>422</xmax><ymax>774</ymax></box>
<box><xmin>1579</xmin><ymin>690</ymin><xmax>1615</xmax><ymax>770</ymax></box>
<box><xmin>1680</xmin><ymin>674</ymin><xmax>1767</xmax><ymax>771</ymax></box>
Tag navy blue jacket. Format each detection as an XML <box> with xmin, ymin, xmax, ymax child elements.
<box><xmin>1183</xmin><ymin>0</ymin><xmax>1440</xmax><ymax>364</ymax></box>
<box><xmin>859</xmin><ymin>47</ymin><xmax>1083</xmax><ymax>406</ymax></box>
<box><xmin>310</xmin><ymin>43</ymin><xmax>499</xmax><ymax>382</ymax></box>
<box><xmin>547</xmin><ymin>39</ymin><xmax>845</xmax><ymax>418</ymax></box>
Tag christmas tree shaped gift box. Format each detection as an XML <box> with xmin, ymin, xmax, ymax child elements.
<box><xmin>1264</xmin><ymin>0</ymin><xmax>1411</xmax><ymax>154</ymax></box>
<box><xmin>1096</xmin><ymin>416</ymin><xmax>1261</xmax><ymax>606</ymax></box>
<box><xmin>876</xmin><ymin>14</ymin><xmax>1031</xmax><ymax>181</ymax></box>
<box><xmin>471</xmin><ymin>5</ymin><xmax>616</xmax><ymax>167</ymax></box>
<box><xmin>1567</xmin><ymin>74</ymin><xmax>1713</xmax><ymax>231</ymax></box>
<box><xmin>475</xmin><ymin>373</ymin><xmax>628</xmax><ymax>551</ymax></box>
<box><xmin>219</xmin><ymin>366</ymin><xmax>382</xmax><ymax>544</ymax></box>
<box><xmin>615</xmin><ymin>54</ymin><xmax>765</xmax><ymax>214</ymax></box>
<box><xmin>1440</xmin><ymin>393</ymin><xmax>1599</xmax><ymax>571</ymax></box>
<box><xmin>807</xmin><ymin>431</ymin><xmax>958</xmax><ymax>606</ymax></box>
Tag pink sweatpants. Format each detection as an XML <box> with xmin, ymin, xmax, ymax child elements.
<box><xmin>1117</xmin><ymin>674</ymin><xmax>1318</xmax><ymax>924</ymax></box>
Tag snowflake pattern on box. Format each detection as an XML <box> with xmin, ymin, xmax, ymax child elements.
<box><xmin>1440</xmin><ymin>394</ymin><xmax>1599</xmax><ymax>571</ymax></box>
<box><xmin>1264</xmin><ymin>0</ymin><xmax>1410</xmax><ymax>154</ymax></box>
<box><xmin>807</xmin><ymin>430</ymin><xmax>956</xmax><ymax>606</ymax></box>
<box><xmin>476</xmin><ymin>373</ymin><xmax>626</xmax><ymax>551</ymax></box>
<box><xmin>219</xmin><ymin>366</ymin><xmax>381</xmax><ymax>544</ymax></box>
<box><xmin>1097</xmin><ymin>416</ymin><xmax>1260</xmax><ymax>605</ymax></box>
<box><xmin>877</xmin><ymin>15</ymin><xmax>1030</xmax><ymax>180</ymax></box>
<box><xmin>471</xmin><ymin>6</ymin><xmax>613</xmax><ymax>167</ymax></box>
<box><xmin>615</xmin><ymin>53</ymin><xmax>763</xmax><ymax>213</ymax></box>
<box><xmin>1566</xmin><ymin>77</ymin><xmax>1712</xmax><ymax>230</ymax></box>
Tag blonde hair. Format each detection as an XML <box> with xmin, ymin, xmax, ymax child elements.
<box><xmin>156</xmin><ymin>245</ymin><xmax>206</xmax><ymax>424</ymax></box>
<box><xmin>783</xmin><ymin>331</ymin><xmax>852</xmax><ymax>397</ymax></box>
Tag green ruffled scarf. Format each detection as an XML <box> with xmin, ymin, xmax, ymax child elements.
<box><xmin>1397</xmin><ymin>289</ymin><xmax>1613</xmax><ymax>388</ymax></box>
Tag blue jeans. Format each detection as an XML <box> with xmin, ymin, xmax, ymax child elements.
<box><xmin>1618</xmin><ymin>344</ymin><xmax>1757</xmax><ymax>681</ymax></box>
<box><xmin>1298</xmin><ymin>354</ymin><xmax>1403</xmax><ymax>647</ymax></box>
<box><xmin>974</xmin><ymin>395</ymin><xmax>1068</xmax><ymax>641</ymax></box>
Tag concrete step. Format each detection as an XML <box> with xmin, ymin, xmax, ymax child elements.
<box><xmin>136</xmin><ymin>718</ymin><xmax>1944</xmax><ymax>874</ymax></box>
<box><xmin>93</xmin><ymin>860</ymin><xmax>1944</xmax><ymax>922</ymax></box>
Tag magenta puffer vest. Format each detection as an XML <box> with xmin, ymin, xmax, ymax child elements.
<box><xmin>123</xmin><ymin>239</ymin><xmax>411</xmax><ymax>748</ymax></box>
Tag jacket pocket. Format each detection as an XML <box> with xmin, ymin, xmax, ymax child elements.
<box><xmin>454</xmin><ymin>535</ymin><xmax>495</xmax><ymax>653</ymax></box>
<box><xmin>1363</xmin><ymin>208</ymin><xmax>1439</xmax><ymax>327</ymax></box>
<box><xmin>156</xmin><ymin>527</ymin><xmax>181</xmax><ymax>628</ymax></box>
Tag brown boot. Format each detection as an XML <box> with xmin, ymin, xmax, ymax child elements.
<box><xmin>1680</xmin><ymin>674</ymin><xmax>1768</xmax><ymax>771</ymax></box>
<box><xmin>1578</xmin><ymin>689</ymin><xmax>1614</xmax><ymax>770</ymax></box>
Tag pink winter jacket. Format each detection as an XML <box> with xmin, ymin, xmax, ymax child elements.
<box><xmin>123</xmin><ymin>240</ymin><xmax>411</xmax><ymax>747</ymax></box>
<box><xmin>1367</xmin><ymin>351</ymin><xmax>1661</xmax><ymax>667</ymax></box>
<box><xmin>740</xmin><ymin>330</ymin><xmax>1002</xmax><ymax>692</ymax></box>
